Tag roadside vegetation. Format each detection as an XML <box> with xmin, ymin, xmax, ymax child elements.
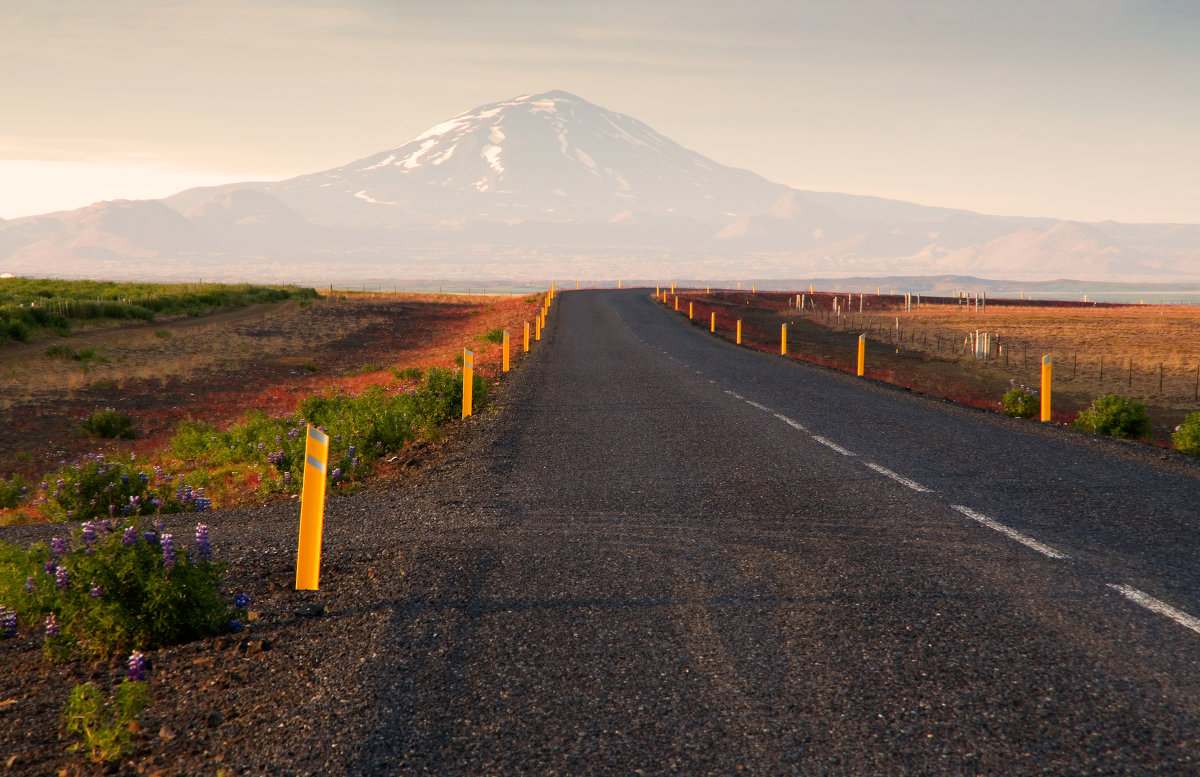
<box><xmin>0</xmin><ymin>278</ymin><xmax>318</xmax><ymax>344</ymax></box>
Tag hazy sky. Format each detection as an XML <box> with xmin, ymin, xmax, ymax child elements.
<box><xmin>3</xmin><ymin>0</ymin><xmax>1199</xmax><ymax>222</ymax></box>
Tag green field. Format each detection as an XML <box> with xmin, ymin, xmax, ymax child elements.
<box><xmin>0</xmin><ymin>278</ymin><xmax>319</xmax><ymax>344</ymax></box>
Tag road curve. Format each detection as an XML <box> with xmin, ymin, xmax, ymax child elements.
<box><xmin>357</xmin><ymin>289</ymin><xmax>1200</xmax><ymax>775</ymax></box>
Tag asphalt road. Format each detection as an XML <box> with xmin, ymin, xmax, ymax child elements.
<box><xmin>356</xmin><ymin>289</ymin><xmax>1200</xmax><ymax>775</ymax></box>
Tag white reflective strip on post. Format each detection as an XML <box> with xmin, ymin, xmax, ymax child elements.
<box><xmin>308</xmin><ymin>427</ymin><xmax>329</xmax><ymax>445</ymax></box>
<box><xmin>306</xmin><ymin>454</ymin><xmax>326</xmax><ymax>473</ymax></box>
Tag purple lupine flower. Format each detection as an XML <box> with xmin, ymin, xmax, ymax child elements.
<box><xmin>331</xmin><ymin>468</ymin><xmax>342</xmax><ymax>481</ymax></box>
<box><xmin>139</xmin><ymin>472</ymin><xmax>149</xmax><ymax>485</ymax></box>
<box><xmin>144</xmin><ymin>532</ymin><xmax>159</xmax><ymax>547</ymax></box>
<box><xmin>234</xmin><ymin>593</ymin><xmax>251</xmax><ymax>609</ymax></box>
<box><xmin>123</xmin><ymin>526</ymin><xmax>137</xmax><ymax>546</ymax></box>
<box><xmin>81</xmin><ymin>521</ymin><xmax>96</xmax><ymax>551</ymax></box>
<box><xmin>283</xmin><ymin>471</ymin><xmax>291</xmax><ymax>485</ymax></box>
<box><xmin>195</xmin><ymin>524</ymin><xmax>211</xmax><ymax>562</ymax></box>
<box><xmin>24</xmin><ymin>576</ymin><xmax>35</xmax><ymax>593</ymax></box>
<box><xmin>194</xmin><ymin>497</ymin><xmax>212</xmax><ymax>513</ymax></box>
<box><xmin>121</xmin><ymin>473</ymin><xmax>130</xmax><ymax>485</ymax></box>
<box><xmin>161</xmin><ymin>534</ymin><xmax>175</xmax><ymax>569</ymax></box>
<box><xmin>128</xmin><ymin>651</ymin><xmax>145</xmax><ymax>681</ymax></box>
<box><xmin>99</xmin><ymin>519</ymin><xmax>113</xmax><ymax>532</ymax></box>
<box><xmin>55</xmin><ymin>566</ymin><xmax>69</xmax><ymax>591</ymax></box>
<box><xmin>44</xmin><ymin>560</ymin><xmax>56</xmax><ymax>575</ymax></box>
<box><xmin>45</xmin><ymin>613</ymin><xmax>59</xmax><ymax>639</ymax></box>
<box><xmin>50</xmin><ymin>537</ymin><xmax>67</xmax><ymax>557</ymax></box>
<box><xmin>90</xmin><ymin>582</ymin><xmax>102</xmax><ymax>599</ymax></box>
<box><xmin>40</xmin><ymin>481</ymin><xmax>48</xmax><ymax>491</ymax></box>
<box><xmin>1</xmin><ymin>608</ymin><xmax>16</xmax><ymax>638</ymax></box>
<box><xmin>348</xmin><ymin>446</ymin><xmax>356</xmax><ymax>458</ymax></box>
<box><xmin>227</xmin><ymin>619</ymin><xmax>243</xmax><ymax>633</ymax></box>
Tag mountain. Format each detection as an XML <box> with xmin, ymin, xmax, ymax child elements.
<box><xmin>2</xmin><ymin>90</ymin><xmax>1199</xmax><ymax>283</ymax></box>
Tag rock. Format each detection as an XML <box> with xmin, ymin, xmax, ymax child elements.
<box><xmin>207</xmin><ymin>711</ymin><xmax>224</xmax><ymax>728</ymax></box>
<box><xmin>193</xmin><ymin>656</ymin><xmax>215</xmax><ymax>667</ymax></box>
<box><xmin>295</xmin><ymin>602</ymin><xmax>325</xmax><ymax>617</ymax></box>
<box><xmin>158</xmin><ymin>725</ymin><xmax>176</xmax><ymax>741</ymax></box>
<box><xmin>247</xmin><ymin>610</ymin><xmax>261</xmax><ymax>622</ymax></box>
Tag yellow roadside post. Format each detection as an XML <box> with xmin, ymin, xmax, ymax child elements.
<box><xmin>688</xmin><ymin>302</ymin><xmax>694</xmax><ymax>320</ymax></box>
<box><xmin>656</xmin><ymin>285</ymin><xmax>660</xmax><ymax>296</ymax></box>
<box><xmin>295</xmin><ymin>425</ymin><xmax>329</xmax><ymax>591</ymax></box>
<box><xmin>462</xmin><ymin>349</ymin><xmax>473</xmax><ymax>418</ymax></box>
<box><xmin>810</xmin><ymin>284</ymin><xmax>814</xmax><ymax>293</ymax></box>
<box><xmin>1041</xmin><ymin>354</ymin><xmax>1052</xmax><ymax>422</ymax></box>
<box><xmin>618</xmin><ymin>279</ymin><xmax>622</xmax><ymax>289</ymax></box>
<box><xmin>857</xmin><ymin>334</ymin><xmax>866</xmax><ymax>376</ymax></box>
<box><xmin>536</xmin><ymin>315</ymin><xmax>542</xmax><ymax>341</ymax></box>
<box><xmin>523</xmin><ymin>322</ymin><xmax>530</xmax><ymax>352</ymax></box>
<box><xmin>674</xmin><ymin>296</ymin><xmax>679</xmax><ymax>311</ymax></box>
<box><xmin>710</xmin><ymin>312</ymin><xmax>716</xmax><ymax>332</ymax></box>
<box><xmin>502</xmin><ymin>331</ymin><xmax>510</xmax><ymax>372</ymax></box>
<box><xmin>736</xmin><ymin>319</ymin><xmax>742</xmax><ymax>344</ymax></box>
<box><xmin>781</xmin><ymin>324</ymin><xmax>787</xmax><ymax>355</ymax></box>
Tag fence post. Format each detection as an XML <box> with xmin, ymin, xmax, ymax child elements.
<box><xmin>462</xmin><ymin>349</ymin><xmax>473</xmax><ymax>418</ymax></box>
<box><xmin>295</xmin><ymin>425</ymin><xmax>329</xmax><ymax>591</ymax></box>
<box><xmin>857</xmin><ymin>334</ymin><xmax>866</xmax><ymax>376</ymax></box>
<box><xmin>1041</xmin><ymin>354</ymin><xmax>1052</xmax><ymax>422</ymax></box>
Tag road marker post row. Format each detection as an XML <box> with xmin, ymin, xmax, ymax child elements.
<box><xmin>295</xmin><ymin>425</ymin><xmax>329</xmax><ymax>591</ymax></box>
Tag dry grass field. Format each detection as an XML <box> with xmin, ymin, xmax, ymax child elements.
<box><xmin>674</xmin><ymin>289</ymin><xmax>1200</xmax><ymax>442</ymax></box>
<box><xmin>0</xmin><ymin>291</ymin><xmax>544</xmax><ymax>485</ymax></box>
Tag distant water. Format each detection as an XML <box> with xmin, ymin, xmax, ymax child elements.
<box><xmin>994</xmin><ymin>290</ymin><xmax>1200</xmax><ymax>305</ymax></box>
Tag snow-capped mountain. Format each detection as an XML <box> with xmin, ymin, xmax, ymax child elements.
<box><xmin>260</xmin><ymin>90</ymin><xmax>791</xmax><ymax>227</ymax></box>
<box><xmin>2</xmin><ymin>90</ymin><xmax>1199</xmax><ymax>283</ymax></box>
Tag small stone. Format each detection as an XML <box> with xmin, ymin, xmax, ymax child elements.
<box><xmin>246</xmin><ymin>611</ymin><xmax>261</xmax><ymax>622</ymax></box>
<box><xmin>229</xmin><ymin>671</ymin><xmax>245</xmax><ymax>683</ymax></box>
<box><xmin>158</xmin><ymin>725</ymin><xmax>176</xmax><ymax>741</ymax></box>
<box><xmin>192</xmin><ymin>656</ymin><xmax>215</xmax><ymax>667</ymax></box>
<box><xmin>295</xmin><ymin>602</ymin><xmax>325</xmax><ymax>617</ymax></box>
<box><xmin>127</xmin><ymin>720</ymin><xmax>140</xmax><ymax>734</ymax></box>
<box><xmin>206</xmin><ymin>711</ymin><xmax>224</xmax><ymax>728</ymax></box>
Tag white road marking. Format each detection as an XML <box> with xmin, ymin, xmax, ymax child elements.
<box><xmin>865</xmin><ymin>463</ymin><xmax>932</xmax><ymax>493</ymax></box>
<box><xmin>746</xmin><ymin>400</ymin><xmax>772</xmax><ymax>412</ymax></box>
<box><xmin>950</xmin><ymin>505</ymin><xmax>1069</xmax><ymax>560</ymax></box>
<box><xmin>725</xmin><ymin>390</ymin><xmax>744</xmax><ymax>400</ymax></box>
<box><xmin>1107</xmin><ymin>584</ymin><xmax>1200</xmax><ymax>635</ymax></box>
<box><xmin>812</xmin><ymin>436</ymin><xmax>856</xmax><ymax>457</ymax></box>
<box><xmin>774</xmin><ymin>413</ymin><xmax>809</xmax><ymax>432</ymax></box>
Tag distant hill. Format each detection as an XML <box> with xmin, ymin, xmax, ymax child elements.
<box><xmin>2</xmin><ymin>90</ymin><xmax>1198</xmax><ymax>283</ymax></box>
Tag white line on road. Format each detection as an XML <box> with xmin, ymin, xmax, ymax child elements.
<box><xmin>724</xmin><ymin>390</ymin><xmax>744</xmax><ymax>400</ymax></box>
<box><xmin>950</xmin><ymin>505</ymin><xmax>1069</xmax><ymax>560</ymax></box>
<box><xmin>812</xmin><ymin>436</ymin><xmax>857</xmax><ymax>457</ymax></box>
<box><xmin>1107</xmin><ymin>584</ymin><xmax>1200</xmax><ymax>635</ymax></box>
<box><xmin>746</xmin><ymin>400</ymin><xmax>772</xmax><ymax>412</ymax></box>
<box><xmin>865</xmin><ymin>463</ymin><xmax>932</xmax><ymax>493</ymax></box>
<box><xmin>773</xmin><ymin>413</ymin><xmax>809</xmax><ymax>432</ymax></box>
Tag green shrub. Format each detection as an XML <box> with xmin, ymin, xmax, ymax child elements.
<box><xmin>45</xmin><ymin>344</ymin><xmax>74</xmax><ymax>359</ymax></box>
<box><xmin>392</xmin><ymin>366</ymin><xmax>423</xmax><ymax>381</ymax></box>
<box><xmin>80</xmin><ymin>410</ymin><xmax>137</xmax><ymax>439</ymax></box>
<box><xmin>479</xmin><ymin>327</ymin><xmax>505</xmax><ymax>344</ymax></box>
<box><xmin>0</xmin><ymin>474</ymin><xmax>27</xmax><ymax>509</ymax></box>
<box><xmin>1072</xmin><ymin>394</ymin><xmax>1151</xmax><ymax>440</ymax></box>
<box><xmin>1172</xmin><ymin>411</ymin><xmax>1200</xmax><ymax>454</ymax></box>
<box><xmin>0</xmin><ymin>518</ymin><xmax>242</xmax><ymax>660</ymax></box>
<box><xmin>40</xmin><ymin>457</ymin><xmax>189</xmax><ymax>521</ymax></box>
<box><xmin>64</xmin><ymin>680</ymin><xmax>149</xmax><ymax>762</ymax></box>
<box><xmin>1000</xmin><ymin>382</ymin><xmax>1039</xmax><ymax>418</ymax></box>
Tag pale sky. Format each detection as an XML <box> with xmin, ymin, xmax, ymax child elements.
<box><xmin>2</xmin><ymin>0</ymin><xmax>1199</xmax><ymax>222</ymax></box>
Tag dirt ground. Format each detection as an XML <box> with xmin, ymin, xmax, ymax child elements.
<box><xmin>0</xmin><ymin>292</ymin><xmax>545</xmax><ymax>484</ymax></box>
<box><xmin>671</xmin><ymin>290</ymin><xmax>1200</xmax><ymax>442</ymax></box>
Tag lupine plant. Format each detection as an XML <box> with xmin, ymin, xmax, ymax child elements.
<box><xmin>0</xmin><ymin>518</ymin><xmax>248</xmax><ymax>660</ymax></box>
<box><xmin>1000</xmin><ymin>381</ymin><xmax>1039</xmax><ymax>418</ymax></box>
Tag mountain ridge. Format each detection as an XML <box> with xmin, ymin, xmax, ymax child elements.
<box><xmin>1</xmin><ymin>90</ymin><xmax>1197</xmax><ymax>283</ymax></box>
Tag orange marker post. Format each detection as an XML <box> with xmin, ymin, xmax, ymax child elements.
<box><xmin>736</xmin><ymin>319</ymin><xmax>742</xmax><ymax>344</ymax></box>
<box><xmin>295</xmin><ymin>425</ymin><xmax>329</xmax><ymax>591</ymax></box>
<box><xmin>710</xmin><ymin>312</ymin><xmax>716</xmax><ymax>332</ymax></box>
<box><xmin>523</xmin><ymin>322</ymin><xmax>530</xmax><ymax>352</ymax></box>
<box><xmin>857</xmin><ymin>334</ymin><xmax>866</xmax><ymax>376</ymax></box>
<box><xmin>781</xmin><ymin>324</ymin><xmax>787</xmax><ymax>355</ymax></box>
<box><xmin>502</xmin><ymin>331</ymin><xmax>510</xmax><ymax>372</ymax></box>
<box><xmin>462</xmin><ymin>349</ymin><xmax>474</xmax><ymax>418</ymax></box>
<box><xmin>1041</xmin><ymin>354</ymin><xmax>1052</xmax><ymax>422</ymax></box>
<box><xmin>536</xmin><ymin>316</ymin><xmax>542</xmax><ymax>341</ymax></box>
<box><xmin>688</xmin><ymin>302</ymin><xmax>694</xmax><ymax>320</ymax></box>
